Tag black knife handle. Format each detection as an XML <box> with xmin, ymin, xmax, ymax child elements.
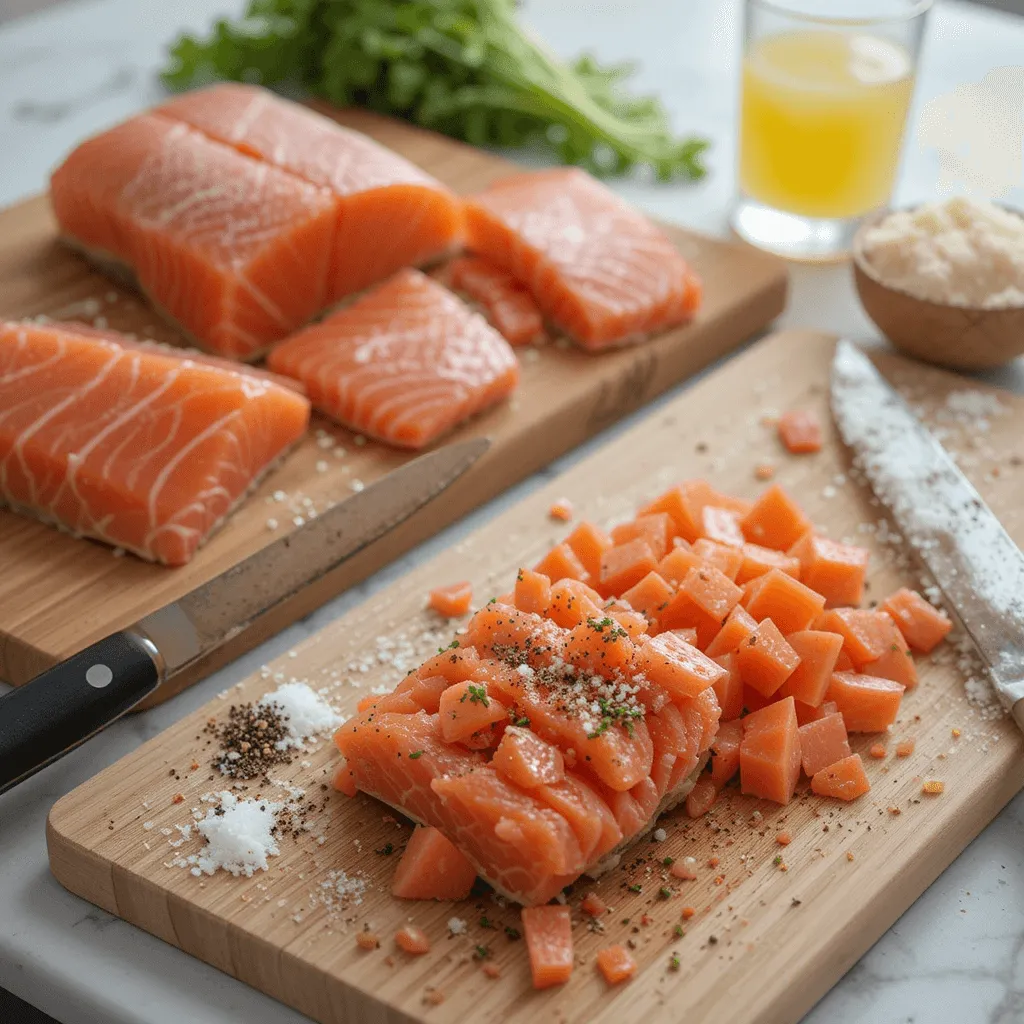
<box><xmin>0</xmin><ymin>632</ymin><xmax>163</xmax><ymax>794</ymax></box>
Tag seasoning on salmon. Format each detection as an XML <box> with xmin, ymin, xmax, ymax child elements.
<box><xmin>463</xmin><ymin>167</ymin><xmax>701</xmax><ymax>349</ymax></box>
<box><xmin>428</xmin><ymin>582</ymin><xmax>474</xmax><ymax>618</ymax></box>
<box><xmin>447</xmin><ymin>255</ymin><xmax>545</xmax><ymax>346</ymax></box>
<box><xmin>0</xmin><ymin>321</ymin><xmax>309</xmax><ymax>565</ymax></box>
<box><xmin>391</xmin><ymin>826</ymin><xmax>477</xmax><ymax>901</ymax></box>
<box><xmin>156</xmin><ymin>84</ymin><xmax>463</xmax><ymax>306</ymax></box>
<box><xmin>268</xmin><ymin>269</ymin><xmax>518</xmax><ymax>449</ymax></box>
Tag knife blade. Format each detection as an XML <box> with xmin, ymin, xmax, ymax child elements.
<box><xmin>830</xmin><ymin>340</ymin><xmax>1024</xmax><ymax>728</ymax></box>
<box><xmin>0</xmin><ymin>436</ymin><xmax>489</xmax><ymax>793</ymax></box>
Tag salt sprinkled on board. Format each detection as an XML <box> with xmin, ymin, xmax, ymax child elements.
<box><xmin>448</xmin><ymin>917</ymin><xmax>467</xmax><ymax>935</ymax></box>
<box><xmin>259</xmin><ymin>682</ymin><xmax>343</xmax><ymax>749</ymax></box>
<box><xmin>193</xmin><ymin>792</ymin><xmax>282</xmax><ymax>877</ymax></box>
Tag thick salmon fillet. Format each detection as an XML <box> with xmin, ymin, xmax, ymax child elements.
<box><xmin>267</xmin><ymin>269</ymin><xmax>519</xmax><ymax>449</ymax></box>
<box><xmin>464</xmin><ymin>168</ymin><xmax>702</xmax><ymax>349</ymax></box>
<box><xmin>334</xmin><ymin>600</ymin><xmax>719</xmax><ymax>905</ymax></box>
<box><xmin>0</xmin><ymin>321</ymin><xmax>309</xmax><ymax>565</ymax></box>
<box><xmin>156</xmin><ymin>84</ymin><xmax>464</xmax><ymax>305</ymax></box>
<box><xmin>50</xmin><ymin>114</ymin><xmax>337</xmax><ymax>361</ymax></box>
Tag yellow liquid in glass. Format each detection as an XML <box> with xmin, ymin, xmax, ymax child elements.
<box><xmin>739</xmin><ymin>31</ymin><xmax>915</xmax><ymax>219</ymax></box>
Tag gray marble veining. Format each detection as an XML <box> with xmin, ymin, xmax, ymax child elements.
<box><xmin>0</xmin><ymin>2</ymin><xmax>1023</xmax><ymax>1023</ymax></box>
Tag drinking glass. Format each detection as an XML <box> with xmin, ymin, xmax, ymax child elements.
<box><xmin>731</xmin><ymin>0</ymin><xmax>932</xmax><ymax>261</ymax></box>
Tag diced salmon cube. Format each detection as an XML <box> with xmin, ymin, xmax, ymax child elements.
<box><xmin>428</xmin><ymin>581</ymin><xmax>474</xmax><ymax>617</ymax></box>
<box><xmin>778</xmin><ymin>410</ymin><xmax>822</xmax><ymax>454</ymax></box>
<box><xmin>788</xmin><ymin>532</ymin><xmax>870</xmax><ymax>608</ymax></box>
<box><xmin>417</xmin><ymin>645</ymin><xmax>483</xmax><ymax>684</ymax></box>
<box><xmin>741</xmin><ymin>484</ymin><xmax>813</xmax><ymax>551</ymax></box>
<box><xmin>620</xmin><ymin>571</ymin><xmax>675</xmax><ymax>620</ymax></box>
<box><xmin>565</xmin><ymin>521</ymin><xmax>613</xmax><ymax>581</ymax></box>
<box><xmin>881</xmin><ymin>588</ymin><xmax>953</xmax><ymax>653</ymax></box>
<box><xmin>711</xmin><ymin>652</ymin><xmax>744</xmax><ymax>720</ymax></box>
<box><xmin>705</xmin><ymin>604</ymin><xmax>758</xmax><ymax>658</ymax></box>
<box><xmin>678</xmin><ymin>565</ymin><xmax>743</xmax><ymax>622</ymax></box>
<box><xmin>599</xmin><ymin>538</ymin><xmax>658</xmax><ymax>597</ymax></box>
<box><xmin>391</xmin><ymin>826</ymin><xmax>478</xmax><ymax>900</ymax></box>
<box><xmin>535</xmin><ymin>542</ymin><xmax>589</xmax><ymax>584</ymax></box>
<box><xmin>778</xmin><ymin>630</ymin><xmax>844</xmax><ymax>706</ymax></box>
<box><xmin>634</xmin><ymin>631</ymin><xmax>726</xmax><ymax>700</ymax></box>
<box><xmin>692</xmin><ymin>538</ymin><xmax>744</xmax><ymax>580</ymax></box>
<box><xmin>611</xmin><ymin>512</ymin><xmax>674</xmax><ymax>560</ymax></box>
<box><xmin>744</xmin><ymin>568</ymin><xmax>826</xmax><ymax>635</ymax></box>
<box><xmin>794</xmin><ymin>698</ymin><xmax>838</xmax><ymax>726</ymax></box>
<box><xmin>818</xmin><ymin>608</ymin><xmax>895</xmax><ymax>666</ymax></box>
<box><xmin>740</xmin><ymin>696</ymin><xmax>801</xmax><ymax>805</ymax></box>
<box><xmin>493</xmin><ymin>726</ymin><xmax>565</xmax><ymax>788</ymax></box>
<box><xmin>826</xmin><ymin>671</ymin><xmax>904</xmax><ymax>732</ymax></box>
<box><xmin>438</xmin><ymin>680</ymin><xmax>508</xmax><ymax>743</ymax></box>
<box><xmin>595</xmin><ymin>944</ymin><xmax>637</xmax><ymax>985</ymax></box>
<box><xmin>514</xmin><ymin>568</ymin><xmax>552</xmax><ymax>615</ymax></box>
<box><xmin>546</xmin><ymin>578</ymin><xmax>604</xmax><ymax>629</ymax></box>
<box><xmin>655</xmin><ymin>588</ymin><xmax>722</xmax><ymax>648</ymax></box>
<box><xmin>685</xmin><ymin>776</ymin><xmax>718</xmax><ymax>818</ymax></box>
<box><xmin>736</xmin><ymin>542</ymin><xmax>802</xmax><ymax>585</ymax></box>
<box><xmin>656</xmin><ymin>545</ymin><xmax>704</xmax><ymax>586</ymax></box>
<box><xmin>860</xmin><ymin>616</ymin><xmax>918</xmax><ymax>689</ymax></box>
<box><xmin>699</xmin><ymin>506</ymin><xmax>745</xmax><ymax>547</ymax></box>
<box><xmin>605</xmin><ymin>600</ymin><xmax>649</xmax><ymax>639</ymax></box>
<box><xmin>798</xmin><ymin>712</ymin><xmax>851</xmax><ymax>777</ymax></box>
<box><xmin>566</xmin><ymin>616</ymin><xmax>636</xmax><ymax>675</ymax></box>
<box><xmin>637</xmin><ymin>485</ymin><xmax>700</xmax><ymax>544</ymax></box>
<box><xmin>522</xmin><ymin>905</ymin><xmax>573</xmax><ymax>989</ymax></box>
<box><xmin>810</xmin><ymin>753</ymin><xmax>870</xmax><ymax>801</ymax></box>
<box><xmin>736</xmin><ymin>618</ymin><xmax>801</xmax><ymax>696</ymax></box>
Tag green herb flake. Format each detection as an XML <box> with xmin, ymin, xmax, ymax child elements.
<box><xmin>408</xmin><ymin>750</ymin><xmax>424</xmax><ymax>760</ymax></box>
<box><xmin>461</xmin><ymin>683</ymin><xmax>490</xmax><ymax>707</ymax></box>
<box><xmin>474</xmin><ymin>944</ymin><xmax>491</xmax><ymax>960</ymax></box>
<box><xmin>673</xmin><ymin>924</ymin><xmax>685</xmax><ymax>937</ymax></box>
<box><xmin>627</xmin><ymin>883</ymin><xmax>642</xmax><ymax>894</ymax></box>
<box><xmin>662</xmin><ymin>856</ymin><xmax>675</xmax><ymax>867</ymax></box>
<box><xmin>773</xmin><ymin>854</ymin><xmax>783</xmax><ymax>866</ymax></box>
<box><xmin>480</xmin><ymin>916</ymin><xmax>495</xmax><ymax>930</ymax></box>
<box><xmin>504</xmin><ymin>925</ymin><xmax>521</xmax><ymax>941</ymax></box>
<box><xmin>658</xmin><ymin>887</ymin><xmax>673</xmax><ymax>900</ymax></box>
<box><xmin>669</xmin><ymin>953</ymin><xmax>681</xmax><ymax>971</ymax></box>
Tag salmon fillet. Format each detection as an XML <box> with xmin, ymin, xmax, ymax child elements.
<box><xmin>0</xmin><ymin>321</ymin><xmax>309</xmax><ymax>565</ymax></box>
<box><xmin>156</xmin><ymin>84</ymin><xmax>464</xmax><ymax>305</ymax></box>
<box><xmin>446</xmin><ymin>255</ymin><xmax>544</xmax><ymax>346</ymax></box>
<box><xmin>267</xmin><ymin>269</ymin><xmax>519</xmax><ymax>449</ymax></box>
<box><xmin>50</xmin><ymin>114</ymin><xmax>337</xmax><ymax>361</ymax></box>
<box><xmin>464</xmin><ymin>168</ymin><xmax>702</xmax><ymax>349</ymax></box>
<box><xmin>334</xmin><ymin>601</ymin><xmax>720</xmax><ymax>905</ymax></box>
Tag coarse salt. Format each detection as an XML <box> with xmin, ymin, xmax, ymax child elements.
<box><xmin>259</xmin><ymin>682</ymin><xmax>343</xmax><ymax>749</ymax></box>
<box><xmin>194</xmin><ymin>792</ymin><xmax>282</xmax><ymax>877</ymax></box>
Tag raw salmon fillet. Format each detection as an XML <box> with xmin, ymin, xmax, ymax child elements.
<box><xmin>50</xmin><ymin>114</ymin><xmax>338</xmax><ymax>361</ymax></box>
<box><xmin>464</xmin><ymin>168</ymin><xmax>702</xmax><ymax>349</ymax></box>
<box><xmin>0</xmin><ymin>321</ymin><xmax>309</xmax><ymax>565</ymax></box>
<box><xmin>446</xmin><ymin>256</ymin><xmax>544</xmax><ymax>346</ymax></box>
<box><xmin>157</xmin><ymin>84</ymin><xmax>464</xmax><ymax>304</ymax></box>
<box><xmin>268</xmin><ymin>269</ymin><xmax>519</xmax><ymax>449</ymax></box>
<box><xmin>334</xmin><ymin>597</ymin><xmax>720</xmax><ymax>905</ymax></box>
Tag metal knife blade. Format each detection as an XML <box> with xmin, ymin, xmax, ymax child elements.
<box><xmin>830</xmin><ymin>340</ymin><xmax>1024</xmax><ymax>724</ymax></box>
<box><xmin>135</xmin><ymin>435</ymin><xmax>490</xmax><ymax>679</ymax></box>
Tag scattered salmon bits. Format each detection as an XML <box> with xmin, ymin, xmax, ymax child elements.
<box><xmin>777</xmin><ymin>410</ymin><xmax>823</xmax><ymax>454</ymax></box>
<box><xmin>596</xmin><ymin>944</ymin><xmax>637</xmax><ymax>985</ymax></box>
<box><xmin>427</xmin><ymin>581</ymin><xmax>474</xmax><ymax>618</ymax></box>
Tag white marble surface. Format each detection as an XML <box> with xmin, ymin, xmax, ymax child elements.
<box><xmin>0</xmin><ymin>1</ymin><xmax>1022</xmax><ymax>1022</ymax></box>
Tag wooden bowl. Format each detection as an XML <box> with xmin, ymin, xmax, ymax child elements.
<box><xmin>852</xmin><ymin>207</ymin><xmax>1024</xmax><ymax>371</ymax></box>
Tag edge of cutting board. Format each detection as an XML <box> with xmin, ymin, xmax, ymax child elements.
<box><xmin>46</xmin><ymin>329</ymin><xmax>1024</xmax><ymax>1024</ymax></box>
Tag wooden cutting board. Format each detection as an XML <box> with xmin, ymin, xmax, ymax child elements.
<box><xmin>48</xmin><ymin>329</ymin><xmax>1024</xmax><ymax>1024</ymax></box>
<box><xmin>0</xmin><ymin>107</ymin><xmax>786</xmax><ymax>700</ymax></box>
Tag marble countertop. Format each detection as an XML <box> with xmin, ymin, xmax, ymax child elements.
<box><xmin>0</xmin><ymin>1</ymin><xmax>1023</xmax><ymax>1022</ymax></box>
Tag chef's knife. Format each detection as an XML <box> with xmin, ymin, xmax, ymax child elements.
<box><xmin>830</xmin><ymin>340</ymin><xmax>1024</xmax><ymax>730</ymax></box>
<box><xmin>0</xmin><ymin>436</ymin><xmax>489</xmax><ymax>794</ymax></box>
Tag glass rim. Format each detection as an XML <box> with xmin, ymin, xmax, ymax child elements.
<box><xmin>746</xmin><ymin>0</ymin><xmax>933</xmax><ymax>27</ymax></box>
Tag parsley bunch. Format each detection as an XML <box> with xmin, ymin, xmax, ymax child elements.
<box><xmin>162</xmin><ymin>0</ymin><xmax>708</xmax><ymax>181</ymax></box>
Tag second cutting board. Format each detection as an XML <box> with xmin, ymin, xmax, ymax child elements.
<box><xmin>0</xmin><ymin>107</ymin><xmax>786</xmax><ymax>700</ymax></box>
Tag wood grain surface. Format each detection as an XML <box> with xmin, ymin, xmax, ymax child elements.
<box><xmin>47</xmin><ymin>329</ymin><xmax>1024</xmax><ymax>1024</ymax></box>
<box><xmin>0</xmin><ymin>107</ymin><xmax>787</xmax><ymax>698</ymax></box>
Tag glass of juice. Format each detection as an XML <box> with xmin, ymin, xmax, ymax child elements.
<box><xmin>732</xmin><ymin>0</ymin><xmax>931</xmax><ymax>260</ymax></box>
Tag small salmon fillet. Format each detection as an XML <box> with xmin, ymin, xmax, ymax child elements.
<box><xmin>268</xmin><ymin>269</ymin><xmax>519</xmax><ymax>449</ymax></box>
<box><xmin>0</xmin><ymin>321</ymin><xmax>309</xmax><ymax>565</ymax></box>
<box><xmin>463</xmin><ymin>168</ymin><xmax>701</xmax><ymax>349</ymax></box>
<box><xmin>156</xmin><ymin>84</ymin><xmax>464</xmax><ymax>304</ymax></box>
<box><xmin>50</xmin><ymin>113</ymin><xmax>338</xmax><ymax>361</ymax></box>
<box><xmin>447</xmin><ymin>256</ymin><xmax>544</xmax><ymax>346</ymax></box>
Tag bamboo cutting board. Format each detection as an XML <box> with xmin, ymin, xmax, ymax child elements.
<box><xmin>0</xmin><ymin>107</ymin><xmax>787</xmax><ymax>699</ymax></box>
<box><xmin>48</xmin><ymin>329</ymin><xmax>1024</xmax><ymax>1024</ymax></box>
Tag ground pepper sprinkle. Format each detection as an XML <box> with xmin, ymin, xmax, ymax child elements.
<box><xmin>207</xmin><ymin>702</ymin><xmax>292</xmax><ymax>781</ymax></box>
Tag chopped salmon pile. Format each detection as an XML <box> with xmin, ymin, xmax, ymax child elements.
<box><xmin>333</xmin><ymin>479</ymin><xmax>954</xmax><ymax>986</ymax></box>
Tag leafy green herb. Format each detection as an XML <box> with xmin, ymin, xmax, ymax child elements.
<box><xmin>627</xmin><ymin>883</ymin><xmax>642</xmax><ymax>894</ymax></box>
<box><xmin>662</xmin><ymin>856</ymin><xmax>675</xmax><ymax>868</ymax></box>
<box><xmin>162</xmin><ymin>0</ymin><xmax>708</xmax><ymax>181</ymax></box>
<box><xmin>461</xmin><ymin>683</ymin><xmax>490</xmax><ymax>706</ymax></box>
<box><xmin>513</xmin><ymin>715</ymin><xmax>531</xmax><ymax>728</ymax></box>
<box><xmin>474</xmin><ymin>944</ymin><xmax>491</xmax><ymax>959</ymax></box>
<box><xmin>673</xmin><ymin>924</ymin><xmax>685</xmax><ymax>937</ymax></box>
<box><xmin>408</xmin><ymin>750</ymin><xmax>424</xmax><ymax>759</ymax></box>
<box><xmin>437</xmin><ymin>639</ymin><xmax>461</xmax><ymax>654</ymax></box>
<box><xmin>504</xmin><ymin>925</ymin><xmax>521</xmax><ymax>941</ymax></box>
<box><xmin>669</xmin><ymin>953</ymin><xmax>681</xmax><ymax>971</ymax></box>
<box><xmin>587</xmin><ymin>696</ymin><xmax>643</xmax><ymax>739</ymax></box>
<box><xmin>480</xmin><ymin>915</ymin><xmax>495</xmax><ymax>929</ymax></box>
<box><xmin>658</xmin><ymin>887</ymin><xmax>672</xmax><ymax>900</ymax></box>
<box><xmin>773</xmin><ymin>854</ymin><xmax>783</xmax><ymax>866</ymax></box>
